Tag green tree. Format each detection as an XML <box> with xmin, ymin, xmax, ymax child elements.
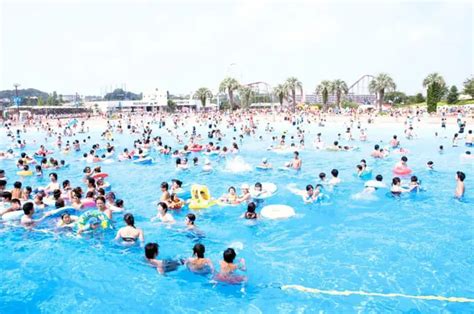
<box><xmin>329</xmin><ymin>79</ymin><xmax>348</xmax><ymax>110</ymax></box>
<box><xmin>384</xmin><ymin>91</ymin><xmax>407</xmax><ymax>105</ymax></box>
<box><xmin>423</xmin><ymin>73</ymin><xmax>446</xmax><ymax>113</ymax></box>
<box><xmin>52</xmin><ymin>91</ymin><xmax>59</xmax><ymax>106</ymax></box>
<box><xmin>273</xmin><ymin>84</ymin><xmax>287</xmax><ymax>106</ymax></box>
<box><xmin>239</xmin><ymin>85</ymin><xmax>255</xmax><ymax>108</ymax></box>
<box><xmin>37</xmin><ymin>96</ymin><xmax>44</xmax><ymax>107</ymax></box>
<box><xmin>167</xmin><ymin>99</ymin><xmax>176</xmax><ymax>112</ymax></box>
<box><xmin>284</xmin><ymin>77</ymin><xmax>303</xmax><ymax>112</ymax></box>
<box><xmin>463</xmin><ymin>77</ymin><xmax>474</xmax><ymax>98</ymax></box>
<box><xmin>194</xmin><ymin>87</ymin><xmax>213</xmax><ymax>108</ymax></box>
<box><xmin>423</xmin><ymin>73</ymin><xmax>446</xmax><ymax>102</ymax></box>
<box><xmin>315</xmin><ymin>80</ymin><xmax>332</xmax><ymax>109</ymax></box>
<box><xmin>219</xmin><ymin>77</ymin><xmax>240</xmax><ymax>110</ymax></box>
<box><xmin>415</xmin><ymin>93</ymin><xmax>425</xmax><ymax>103</ymax></box>
<box><xmin>59</xmin><ymin>94</ymin><xmax>64</xmax><ymax>104</ymax></box>
<box><xmin>447</xmin><ymin>85</ymin><xmax>459</xmax><ymax>104</ymax></box>
<box><xmin>368</xmin><ymin>73</ymin><xmax>397</xmax><ymax>112</ymax></box>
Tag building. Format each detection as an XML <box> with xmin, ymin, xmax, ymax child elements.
<box><xmin>142</xmin><ymin>88</ymin><xmax>168</xmax><ymax>107</ymax></box>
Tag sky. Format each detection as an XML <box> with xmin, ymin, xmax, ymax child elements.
<box><xmin>0</xmin><ymin>0</ymin><xmax>472</xmax><ymax>96</ymax></box>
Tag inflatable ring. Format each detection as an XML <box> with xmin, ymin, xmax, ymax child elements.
<box><xmin>261</xmin><ymin>205</ymin><xmax>295</xmax><ymax>219</ymax></box>
<box><xmin>81</xmin><ymin>200</ymin><xmax>96</xmax><ymax>209</ymax></box>
<box><xmin>92</xmin><ymin>173</ymin><xmax>108</xmax><ymax>180</ymax></box>
<box><xmin>77</xmin><ymin>210</ymin><xmax>110</xmax><ymax>229</ymax></box>
<box><xmin>133</xmin><ymin>157</ymin><xmax>153</xmax><ymax>165</ymax></box>
<box><xmin>393</xmin><ymin>167</ymin><xmax>412</xmax><ymax>175</ymax></box>
<box><xmin>1</xmin><ymin>210</ymin><xmax>24</xmax><ymax>221</ymax></box>
<box><xmin>17</xmin><ymin>170</ymin><xmax>33</xmax><ymax>176</ymax></box>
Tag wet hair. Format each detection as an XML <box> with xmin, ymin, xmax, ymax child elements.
<box><xmin>356</xmin><ymin>165</ymin><xmax>363</xmax><ymax>171</ymax></box>
<box><xmin>392</xmin><ymin>177</ymin><xmax>401</xmax><ymax>185</ymax></box>
<box><xmin>53</xmin><ymin>189</ymin><xmax>61</xmax><ymax>200</ymax></box>
<box><xmin>96</xmin><ymin>196</ymin><xmax>106</xmax><ymax>204</ymax></box>
<box><xmin>331</xmin><ymin>169</ymin><xmax>339</xmax><ymax>177</ymax></box>
<box><xmin>23</xmin><ymin>202</ymin><xmax>34</xmax><ymax>215</ymax></box>
<box><xmin>439</xmin><ymin>145</ymin><xmax>444</xmax><ymax>150</ymax></box>
<box><xmin>427</xmin><ymin>161</ymin><xmax>433</xmax><ymax>165</ymax></box>
<box><xmin>306</xmin><ymin>184</ymin><xmax>314</xmax><ymax>191</ymax></box>
<box><xmin>319</xmin><ymin>172</ymin><xmax>326</xmax><ymax>179</ymax></box>
<box><xmin>124</xmin><ymin>213</ymin><xmax>135</xmax><ymax>228</ymax></box>
<box><xmin>50</xmin><ymin>172</ymin><xmax>58</xmax><ymax>180</ymax></box>
<box><xmin>161</xmin><ymin>182</ymin><xmax>169</xmax><ymax>189</ymax></box>
<box><xmin>247</xmin><ymin>202</ymin><xmax>256</xmax><ymax>213</ymax></box>
<box><xmin>186</xmin><ymin>213</ymin><xmax>196</xmax><ymax>224</ymax></box>
<box><xmin>223</xmin><ymin>248</ymin><xmax>236</xmax><ymax>263</ymax></box>
<box><xmin>87</xmin><ymin>177</ymin><xmax>96</xmax><ymax>187</ymax></box>
<box><xmin>172</xmin><ymin>179</ymin><xmax>182</xmax><ymax>187</ymax></box>
<box><xmin>115</xmin><ymin>199</ymin><xmax>124</xmax><ymax>207</ymax></box>
<box><xmin>457</xmin><ymin>171</ymin><xmax>466</xmax><ymax>182</ymax></box>
<box><xmin>10</xmin><ymin>197</ymin><xmax>20</xmax><ymax>205</ymax></box>
<box><xmin>13</xmin><ymin>181</ymin><xmax>22</xmax><ymax>189</ymax></box>
<box><xmin>410</xmin><ymin>175</ymin><xmax>418</xmax><ymax>182</ymax></box>
<box><xmin>255</xmin><ymin>182</ymin><xmax>262</xmax><ymax>189</ymax></box>
<box><xmin>62</xmin><ymin>180</ymin><xmax>70</xmax><ymax>189</ymax></box>
<box><xmin>145</xmin><ymin>242</ymin><xmax>159</xmax><ymax>259</ymax></box>
<box><xmin>55</xmin><ymin>198</ymin><xmax>65</xmax><ymax>208</ymax></box>
<box><xmin>158</xmin><ymin>202</ymin><xmax>168</xmax><ymax>213</ymax></box>
<box><xmin>375</xmin><ymin>174</ymin><xmax>383</xmax><ymax>181</ymax></box>
<box><xmin>228</xmin><ymin>186</ymin><xmax>236</xmax><ymax>193</ymax></box>
<box><xmin>193</xmin><ymin>243</ymin><xmax>205</xmax><ymax>258</ymax></box>
<box><xmin>401</xmin><ymin>156</ymin><xmax>408</xmax><ymax>162</ymax></box>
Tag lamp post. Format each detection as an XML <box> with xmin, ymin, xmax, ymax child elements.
<box><xmin>13</xmin><ymin>83</ymin><xmax>20</xmax><ymax>120</ymax></box>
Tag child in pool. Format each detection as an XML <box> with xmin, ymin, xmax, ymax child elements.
<box><xmin>186</xmin><ymin>243</ymin><xmax>214</xmax><ymax>274</ymax></box>
<box><xmin>168</xmin><ymin>193</ymin><xmax>184</xmax><ymax>210</ymax></box>
<box><xmin>20</xmin><ymin>202</ymin><xmax>52</xmax><ymax>227</ymax></box>
<box><xmin>57</xmin><ymin>212</ymin><xmax>78</xmax><ymax>228</ymax></box>
<box><xmin>455</xmin><ymin>171</ymin><xmax>466</xmax><ymax>199</ymax></box>
<box><xmin>215</xmin><ymin>248</ymin><xmax>247</xmax><ymax>284</ymax></box>
<box><xmin>219</xmin><ymin>186</ymin><xmax>238</xmax><ymax>204</ymax></box>
<box><xmin>145</xmin><ymin>242</ymin><xmax>183</xmax><ymax>275</ymax></box>
<box><xmin>151</xmin><ymin>202</ymin><xmax>175</xmax><ymax>223</ymax></box>
<box><xmin>242</xmin><ymin>202</ymin><xmax>258</xmax><ymax>219</ymax></box>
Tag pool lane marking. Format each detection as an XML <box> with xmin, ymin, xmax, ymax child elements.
<box><xmin>281</xmin><ymin>285</ymin><xmax>474</xmax><ymax>303</ymax></box>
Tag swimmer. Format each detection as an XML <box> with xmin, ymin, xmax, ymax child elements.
<box><xmin>390</xmin><ymin>135</ymin><xmax>400</xmax><ymax>148</ymax></box>
<box><xmin>160</xmin><ymin>182</ymin><xmax>171</xmax><ymax>203</ymax></box>
<box><xmin>114</xmin><ymin>213</ymin><xmax>144</xmax><ymax>244</ymax></box>
<box><xmin>329</xmin><ymin>169</ymin><xmax>341</xmax><ymax>185</ymax></box>
<box><xmin>408</xmin><ymin>175</ymin><xmax>421</xmax><ymax>192</ymax></box>
<box><xmin>185</xmin><ymin>213</ymin><xmax>196</xmax><ymax>230</ymax></box>
<box><xmin>258</xmin><ymin>158</ymin><xmax>272</xmax><ymax>169</ymax></box>
<box><xmin>57</xmin><ymin>212</ymin><xmax>78</xmax><ymax>228</ymax></box>
<box><xmin>363</xmin><ymin>174</ymin><xmax>385</xmax><ymax>193</ymax></box>
<box><xmin>215</xmin><ymin>248</ymin><xmax>247</xmax><ymax>283</ymax></box>
<box><xmin>236</xmin><ymin>184</ymin><xmax>251</xmax><ymax>204</ymax></box>
<box><xmin>391</xmin><ymin>177</ymin><xmax>409</xmax><ymax>196</ymax></box>
<box><xmin>427</xmin><ymin>161</ymin><xmax>434</xmax><ymax>170</ymax></box>
<box><xmin>186</xmin><ymin>243</ymin><xmax>214</xmax><ymax>274</ymax></box>
<box><xmin>145</xmin><ymin>242</ymin><xmax>183</xmax><ymax>274</ymax></box>
<box><xmin>20</xmin><ymin>202</ymin><xmax>52</xmax><ymax>227</ymax></box>
<box><xmin>241</xmin><ymin>202</ymin><xmax>258</xmax><ymax>219</ymax></box>
<box><xmin>455</xmin><ymin>171</ymin><xmax>465</xmax><ymax>199</ymax></box>
<box><xmin>291</xmin><ymin>151</ymin><xmax>302</xmax><ymax>170</ymax></box>
<box><xmin>151</xmin><ymin>202</ymin><xmax>175</xmax><ymax>223</ymax></box>
<box><xmin>169</xmin><ymin>193</ymin><xmax>184</xmax><ymax>210</ymax></box>
<box><xmin>219</xmin><ymin>186</ymin><xmax>238</xmax><ymax>204</ymax></box>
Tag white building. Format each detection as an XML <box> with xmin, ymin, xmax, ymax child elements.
<box><xmin>142</xmin><ymin>88</ymin><xmax>168</xmax><ymax>107</ymax></box>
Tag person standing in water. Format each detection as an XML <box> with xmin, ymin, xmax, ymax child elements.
<box><xmin>455</xmin><ymin>171</ymin><xmax>466</xmax><ymax>199</ymax></box>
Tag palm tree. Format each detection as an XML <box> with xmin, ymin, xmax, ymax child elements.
<box><xmin>315</xmin><ymin>80</ymin><xmax>332</xmax><ymax>109</ymax></box>
<box><xmin>194</xmin><ymin>87</ymin><xmax>213</xmax><ymax>109</ymax></box>
<box><xmin>368</xmin><ymin>73</ymin><xmax>397</xmax><ymax>112</ymax></box>
<box><xmin>284</xmin><ymin>77</ymin><xmax>303</xmax><ymax>112</ymax></box>
<box><xmin>423</xmin><ymin>72</ymin><xmax>446</xmax><ymax>89</ymax></box>
<box><xmin>329</xmin><ymin>80</ymin><xmax>348</xmax><ymax>110</ymax></box>
<box><xmin>273</xmin><ymin>84</ymin><xmax>287</xmax><ymax>107</ymax></box>
<box><xmin>239</xmin><ymin>85</ymin><xmax>254</xmax><ymax>108</ymax></box>
<box><xmin>219</xmin><ymin>77</ymin><xmax>240</xmax><ymax>110</ymax></box>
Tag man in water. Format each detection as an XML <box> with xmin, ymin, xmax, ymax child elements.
<box><xmin>455</xmin><ymin>171</ymin><xmax>466</xmax><ymax>199</ymax></box>
<box><xmin>291</xmin><ymin>151</ymin><xmax>302</xmax><ymax>170</ymax></box>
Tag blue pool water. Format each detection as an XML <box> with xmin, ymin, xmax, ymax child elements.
<box><xmin>0</xmin><ymin>117</ymin><xmax>473</xmax><ymax>313</ymax></box>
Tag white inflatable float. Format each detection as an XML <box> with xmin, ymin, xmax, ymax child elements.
<box><xmin>261</xmin><ymin>205</ymin><xmax>295</xmax><ymax>219</ymax></box>
<box><xmin>250</xmin><ymin>182</ymin><xmax>277</xmax><ymax>199</ymax></box>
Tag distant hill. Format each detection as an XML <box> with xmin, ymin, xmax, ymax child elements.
<box><xmin>104</xmin><ymin>88</ymin><xmax>141</xmax><ymax>101</ymax></box>
<box><xmin>0</xmin><ymin>88</ymin><xmax>49</xmax><ymax>101</ymax></box>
